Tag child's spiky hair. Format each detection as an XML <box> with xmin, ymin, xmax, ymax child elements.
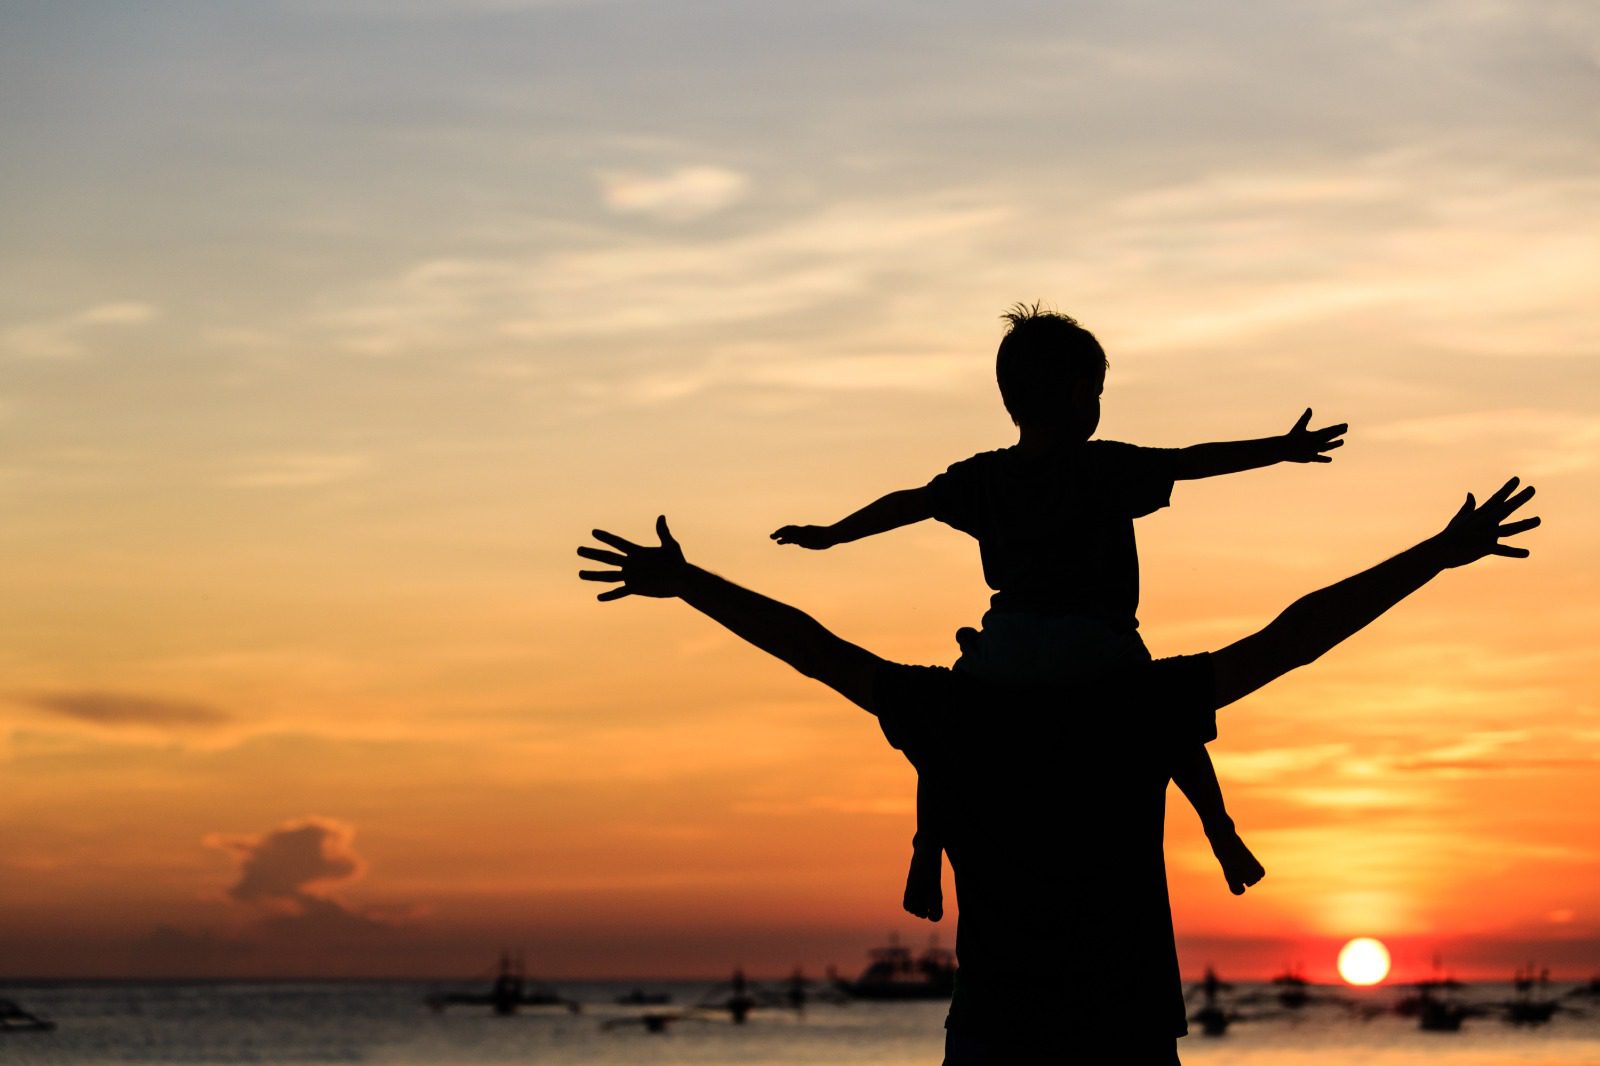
<box><xmin>995</xmin><ymin>302</ymin><xmax>1107</xmax><ymax>426</ymax></box>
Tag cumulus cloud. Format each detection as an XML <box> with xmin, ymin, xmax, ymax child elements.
<box><xmin>210</xmin><ymin>817</ymin><xmax>366</xmax><ymax>905</ymax></box>
<box><xmin>597</xmin><ymin>166</ymin><xmax>750</xmax><ymax>222</ymax></box>
<box><xmin>132</xmin><ymin>818</ymin><xmax>404</xmax><ymax>974</ymax></box>
<box><xmin>0</xmin><ymin>301</ymin><xmax>160</xmax><ymax>360</ymax></box>
<box><xmin>19</xmin><ymin>690</ymin><xmax>231</xmax><ymax>728</ymax></box>
<box><xmin>205</xmin><ymin>817</ymin><xmax>388</xmax><ymax>934</ymax></box>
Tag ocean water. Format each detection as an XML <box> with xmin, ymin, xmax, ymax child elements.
<box><xmin>2</xmin><ymin>979</ymin><xmax>1597</xmax><ymax>1065</ymax></box>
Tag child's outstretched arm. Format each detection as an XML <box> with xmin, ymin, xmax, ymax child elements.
<box><xmin>1172</xmin><ymin>408</ymin><xmax>1346</xmax><ymax>480</ymax></box>
<box><xmin>771</xmin><ymin>486</ymin><xmax>934</xmax><ymax>550</ymax></box>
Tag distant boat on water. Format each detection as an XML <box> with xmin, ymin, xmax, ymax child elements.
<box><xmin>695</xmin><ymin>967</ymin><xmax>763</xmax><ymax>1023</ymax></box>
<box><xmin>1187</xmin><ymin>967</ymin><xmax>1236</xmax><ymax>1036</ymax></box>
<box><xmin>0</xmin><ymin>999</ymin><xmax>56</xmax><ymax>1033</ymax></box>
<box><xmin>833</xmin><ymin>935</ymin><xmax>957</xmax><ymax>1000</ymax></box>
<box><xmin>1503</xmin><ymin>965</ymin><xmax>1560</xmax><ymax>1026</ymax></box>
<box><xmin>425</xmin><ymin>952</ymin><xmax>581</xmax><ymax>1015</ymax></box>
<box><xmin>1269</xmin><ymin>966</ymin><xmax>1311</xmax><ymax>1009</ymax></box>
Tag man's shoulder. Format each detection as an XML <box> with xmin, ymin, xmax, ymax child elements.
<box><xmin>871</xmin><ymin>661</ymin><xmax>959</xmax><ymax>714</ymax></box>
<box><xmin>1123</xmin><ymin>653</ymin><xmax>1219</xmax><ymax>743</ymax></box>
<box><xmin>869</xmin><ymin>661</ymin><xmax>967</xmax><ymax>758</ymax></box>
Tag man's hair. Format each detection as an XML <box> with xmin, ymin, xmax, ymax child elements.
<box><xmin>995</xmin><ymin>302</ymin><xmax>1107</xmax><ymax>426</ymax></box>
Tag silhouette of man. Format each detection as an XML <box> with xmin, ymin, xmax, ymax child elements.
<box><xmin>579</xmin><ymin>479</ymin><xmax>1536</xmax><ymax>1064</ymax></box>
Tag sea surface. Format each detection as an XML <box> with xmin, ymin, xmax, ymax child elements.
<box><xmin>2</xmin><ymin>979</ymin><xmax>1597</xmax><ymax>1065</ymax></box>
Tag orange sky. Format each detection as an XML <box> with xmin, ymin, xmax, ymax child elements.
<box><xmin>1</xmin><ymin>1</ymin><xmax>1597</xmax><ymax>981</ymax></box>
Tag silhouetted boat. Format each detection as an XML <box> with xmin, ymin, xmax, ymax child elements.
<box><xmin>425</xmin><ymin>952</ymin><xmax>581</xmax><ymax>1015</ymax></box>
<box><xmin>1397</xmin><ymin>955</ymin><xmax>1472</xmax><ymax>1029</ymax></box>
<box><xmin>0</xmin><ymin>999</ymin><xmax>56</xmax><ymax>1033</ymax></box>
<box><xmin>781</xmin><ymin>965</ymin><xmax>847</xmax><ymax>1009</ymax></box>
<box><xmin>1418</xmin><ymin>994</ymin><xmax>1468</xmax><ymax>1032</ymax></box>
<box><xmin>1270</xmin><ymin>966</ymin><xmax>1311</xmax><ymax>1009</ymax></box>
<box><xmin>1504</xmin><ymin>965</ymin><xmax>1559</xmax><ymax>1025</ymax></box>
<box><xmin>834</xmin><ymin>935</ymin><xmax>957</xmax><ymax>1000</ymax></box>
<box><xmin>602</xmin><ymin>1010</ymin><xmax>685</xmax><ymax>1033</ymax></box>
<box><xmin>1405</xmin><ymin>965</ymin><xmax>1470</xmax><ymax>1033</ymax></box>
<box><xmin>1565</xmin><ymin>973</ymin><xmax>1600</xmax><ymax>998</ymax></box>
<box><xmin>1187</xmin><ymin>967</ymin><xmax>1236</xmax><ymax>1036</ymax></box>
<box><xmin>696</xmin><ymin>967</ymin><xmax>763</xmax><ymax>1023</ymax></box>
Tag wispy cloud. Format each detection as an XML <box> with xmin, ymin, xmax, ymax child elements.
<box><xmin>1</xmin><ymin>301</ymin><xmax>160</xmax><ymax>360</ymax></box>
<box><xmin>320</xmin><ymin>197</ymin><xmax>1009</xmax><ymax>357</ymax></box>
<box><xmin>1210</xmin><ymin>743</ymin><xmax>1354</xmax><ymax>786</ymax></box>
<box><xmin>18</xmin><ymin>691</ymin><xmax>231</xmax><ymax>728</ymax></box>
<box><xmin>221</xmin><ymin>452</ymin><xmax>374</xmax><ymax>488</ymax></box>
<box><xmin>597</xmin><ymin>166</ymin><xmax>750</xmax><ymax>222</ymax></box>
<box><xmin>1371</xmin><ymin>409</ymin><xmax>1600</xmax><ymax>475</ymax></box>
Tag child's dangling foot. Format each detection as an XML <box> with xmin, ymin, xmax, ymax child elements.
<box><xmin>903</xmin><ymin>844</ymin><xmax>944</xmax><ymax>922</ymax></box>
<box><xmin>1208</xmin><ymin>829</ymin><xmax>1265</xmax><ymax>895</ymax></box>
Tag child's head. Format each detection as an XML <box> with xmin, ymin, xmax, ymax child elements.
<box><xmin>995</xmin><ymin>302</ymin><xmax>1107</xmax><ymax>437</ymax></box>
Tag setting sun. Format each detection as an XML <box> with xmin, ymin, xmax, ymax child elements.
<box><xmin>1337</xmin><ymin>938</ymin><xmax>1392</xmax><ymax>986</ymax></box>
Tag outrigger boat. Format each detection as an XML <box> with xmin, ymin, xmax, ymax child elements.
<box><xmin>1187</xmin><ymin>967</ymin><xmax>1236</xmax><ymax>1036</ymax></box>
<box><xmin>425</xmin><ymin>952</ymin><xmax>581</xmax><ymax>1015</ymax></box>
<box><xmin>833</xmin><ymin>935</ymin><xmax>957</xmax><ymax>1000</ymax></box>
<box><xmin>0</xmin><ymin>999</ymin><xmax>56</xmax><ymax>1033</ymax></box>
<box><xmin>1397</xmin><ymin>957</ymin><xmax>1474</xmax><ymax>1032</ymax></box>
<box><xmin>1503</xmin><ymin>965</ymin><xmax>1560</xmax><ymax>1026</ymax></box>
<box><xmin>1269</xmin><ymin>966</ymin><xmax>1311</xmax><ymax>1009</ymax></box>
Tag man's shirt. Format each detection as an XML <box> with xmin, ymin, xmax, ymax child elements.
<box><xmin>870</xmin><ymin>653</ymin><xmax>1217</xmax><ymax>1038</ymax></box>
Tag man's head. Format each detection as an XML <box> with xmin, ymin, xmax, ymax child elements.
<box><xmin>995</xmin><ymin>302</ymin><xmax>1107</xmax><ymax>437</ymax></box>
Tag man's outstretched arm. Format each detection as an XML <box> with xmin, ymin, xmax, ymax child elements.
<box><xmin>1211</xmin><ymin>478</ymin><xmax>1539</xmax><ymax>708</ymax></box>
<box><xmin>579</xmin><ymin>517</ymin><xmax>884</xmax><ymax>711</ymax></box>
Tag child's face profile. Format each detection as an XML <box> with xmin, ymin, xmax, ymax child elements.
<box><xmin>1061</xmin><ymin>370</ymin><xmax>1104</xmax><ymax>440</ymax></box>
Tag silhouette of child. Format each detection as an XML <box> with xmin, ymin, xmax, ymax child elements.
<box><xmin>772</xmin><ymin>303</ymin><xmax>1347</xmax><ymax>920</ymax></box>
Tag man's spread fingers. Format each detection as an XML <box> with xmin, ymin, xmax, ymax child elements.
<box><xmin>596</xmin><ymin>586</ymin><xmax>634</xmax><ymax>602</ymax></box>
<box><xmin>577</xmin><ymin>546</ymin><xmax>627</xmax><ymax>565</ymax></box>
<box><xmin>578</xmin><ymin>570</ymin><xmax>624</xmax><ymax>582</ymax></box>
<box><xmin>591</xmin><ymin>528</ymin><xmax>642</xmax><ymax>552</ymax></box>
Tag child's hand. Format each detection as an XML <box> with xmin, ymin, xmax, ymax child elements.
<box><xmin>1281</xmin><ymin>408</ymin><xmax>1348</xmax><ymax>463</ymax></box>
<box><xmin>770</xmin><ymin>524</ymin><xmax>838</xmax><ymax>550</ymax></box>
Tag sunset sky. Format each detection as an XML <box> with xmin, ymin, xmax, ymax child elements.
<box><xmin>2</xmin><ymin>0</ymin><xmax>1597</xmax><ymax>983</ymax></box>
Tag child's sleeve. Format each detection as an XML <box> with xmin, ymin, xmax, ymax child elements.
<box><xmin>1092</xmin><ymin>441</ymin><xmax>1181</xmax><ymax>518</ymax></box>
<box><xmin>924</xmin><ymin>453</ymin><xmax>990</xmax><ymax>536</ymax></box>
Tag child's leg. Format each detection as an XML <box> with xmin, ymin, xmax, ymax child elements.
<box><xmin>1170</xmin><ymin>745</ymin><xmax>1265</xmax><ymax>895</ymax></box>
<box><xmin>903</xmin><ymin>772</ymin><xmax>944</xmax><ymax>922</ymax></box>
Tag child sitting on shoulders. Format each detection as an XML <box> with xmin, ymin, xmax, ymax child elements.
<box><xmin>773</xmin><ymin>303</ymin><xmax>1347</xmax><ymax>920</ymax></box>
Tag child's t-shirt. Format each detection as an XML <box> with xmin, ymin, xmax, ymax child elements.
<box><xmin>925</xmin><ymin>440</ymin><xmax>1178</xmax><ymax>628</ymax></box>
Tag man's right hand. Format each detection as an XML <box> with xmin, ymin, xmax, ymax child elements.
<box><xmin>770</xmin><ymin>524</ymin><xmax>837</xmax><ymax>550</ymax></box>
<box><xmin>578</xmin><ymin>516</ymin><xmax>690</xmax><ymax>601</ymax></box>
<box><xmin>1428</xmin><ymin>477</ymin><xmax>1540</xmax><ymax>569</ymax></box>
